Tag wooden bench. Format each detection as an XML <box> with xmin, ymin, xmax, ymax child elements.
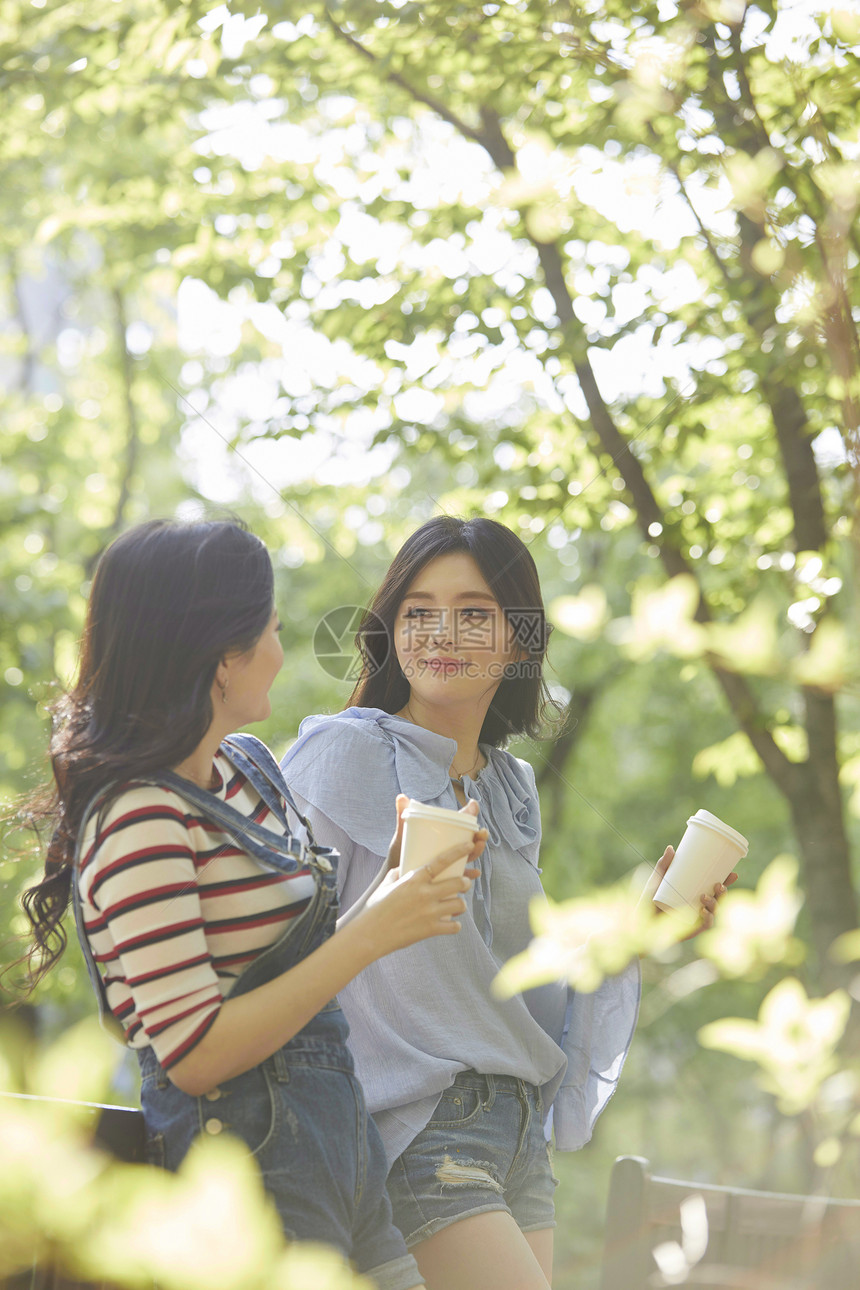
<box><xmin>2</xmin><ymin>1092</ymin><xmax>147</xmax><ymax>1290</ymax></box>
<box><xmin>599</xmin><ymin>1154</ymin><xmax>860</xmax><ymax>1289</ymax></box>
<box><xmin>0</xmin><ymin>1090</ymin><xmax>147</xmax><ymax>1163</ymax></box>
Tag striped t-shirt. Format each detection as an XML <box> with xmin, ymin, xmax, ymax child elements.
<box><xmin>78</xmin><ymin>748</ymin><xmax>316</xmax><ymax>1070</ymax></box>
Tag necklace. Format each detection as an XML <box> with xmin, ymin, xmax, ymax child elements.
<box><xmin>403</xmin><ymin>703</ymin><xmax>483</xmax><ymax>784</ymax></box>
<box><xmin>449</xmin><ymin>752</ymin><xmax>483</xmax><ymax>786</ymax></box>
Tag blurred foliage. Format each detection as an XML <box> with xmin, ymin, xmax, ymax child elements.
<box><xmin>699</xmin><ymin>976</ymin><xmax>852</xmax><ymax>1115</ymax></box>
<box><xmin>498</xmin><ymin>853</ymin><xmax>806</xmax><ymax>998</ymax></box>
<box><xmin>697</xmin><ymin>854</ymin><xmax>805</xmax><ymax>978</ymax></box>
<box><xmin>0</xmin><ymin>1018</ymin><xmax>369</xmax><ymax>1289</ymax></box>
<box><xmin>495</xmin><ymin>868</ymin><xmax>697</xmax><ymax>996</ymax></box>
<box><xmin>1</xmin><ymin>1</ymin><xmax>860</xmax><ymax>1285</ymax></box>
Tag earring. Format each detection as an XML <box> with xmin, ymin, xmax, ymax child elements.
<box><xmin>219</xmin><ymin>679</ymin><xmax>228</xmax><ymax>705</ymax></box>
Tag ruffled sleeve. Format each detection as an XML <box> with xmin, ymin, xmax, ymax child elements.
<box><xmin>552</xmin><ymin>961</ymin><xmax>641</xmax><ymax>1150</ymax></box>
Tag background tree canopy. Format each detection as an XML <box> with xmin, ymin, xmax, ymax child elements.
<box><xmin>2</xmin><ymin>2</ymin><xmax>858</xmax><ymax>1284</ymax></box>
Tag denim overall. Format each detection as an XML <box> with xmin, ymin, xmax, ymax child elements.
<box><xmin>72</xmin><ymin>734</ymin><xmax>422</xmax><ymax>1290</ymax></box>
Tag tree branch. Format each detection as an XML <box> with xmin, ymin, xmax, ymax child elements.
<box><xmin>533</xmin><ymin>681</ymin><xmax>606</xmax><ymax>835</ymax></box>
<box><xmin>325</xmin><ymin>18</ymin><xmax>799</xmax><ymax>798</ymax></box>
<box><xmin>325</xmin><ymin>14</ymin><xmax>488</xmax><ymax>150</ymax></box>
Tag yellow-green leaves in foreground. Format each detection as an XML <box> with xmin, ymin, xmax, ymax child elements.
<box><xmin>698</xmin><ymin>979</ymin><xmax>852</xmax><ymax>1116</ymax></box>
<box><xmin>495</xmin><ymin>856</ymin><xmax>805</xmax><ymax>998</ymax></box>
<box><xmin>696</xmin><ymin>856</ymin><xmax>805</xmax><ymax>979</ymax></box>
<box><xmin>0</xmin><ymin>1096</ymin><xmax>370</xmax><ymax>1290</ymax></box>
<box><xmin>493</xmin><ymin>869</ymin><xmax>696</xmax><ymax>997</ymax></box>
<box><xmin>0</xmin><ymin>1018</ymin><xmax>370</xmax><ymax>1290</ymax></box>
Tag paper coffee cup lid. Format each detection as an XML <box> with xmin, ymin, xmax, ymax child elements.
<box><xmin>687</xmin><ymin>808</ymin><xmax>749</xmax><ymax>855</ymax></box>
<box><xmin>402</xmin><ymin>800</ymin><xmax>478</xmax><ymax>831</ymax></box>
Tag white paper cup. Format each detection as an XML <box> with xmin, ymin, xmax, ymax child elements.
<box><xmin>652</xmin><ymin>809</ymin><xmax>748</xmax><ymax>913</ymax></box>
<box><xmin>400</xmin><ymin>800</ymin><xmax>478</xmax><ymax>881</ymax></box>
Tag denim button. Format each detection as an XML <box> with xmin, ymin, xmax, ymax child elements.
<box><xmin>204</xmin><ymin>1088</ymin><xmax>222</xmax><ymax>1101</ymax></box>
<box><xmin>205</xmin><ymin>1118</ymin><xmax>224</xmax><ymax>1135</ymax></box>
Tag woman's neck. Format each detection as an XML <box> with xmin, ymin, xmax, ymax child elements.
<box><xmin>397</xmin><ymin>696</ymin><xmax>486</xmax><ymax>778</ymax></box>
<box><xmin>172</xmin><ymin>736</ymin><xmax>222</xmax><ymax>790</ymax></box>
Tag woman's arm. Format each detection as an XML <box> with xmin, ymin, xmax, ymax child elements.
<box><xmin>169</xmin><ymin>848</ymin><xmax>474</xmax><ymax>1095</ymax></box>
<box><xmin>84</xmin><ymin>786</ymin><xmax>481</xmax><ymax>1095</ymax></box>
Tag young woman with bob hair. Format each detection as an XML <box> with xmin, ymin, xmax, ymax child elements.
<box><xmin>282</xmin><ymin>515</ymin><xmax>730</xmax><ymax>1290</ymax></box>
<box><xmin>16</xmin><ymin>517</ymin><xmax>489</xmax><ymax>1290</ymax></box>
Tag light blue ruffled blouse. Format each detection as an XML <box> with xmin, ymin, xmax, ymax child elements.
<box><xmin>281</xmin><ymin>707</ymin><xmax>640</xmax><ymax>1166</ymax></box>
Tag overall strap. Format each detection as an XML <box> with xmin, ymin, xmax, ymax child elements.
<box><xmin>221</xmin><ymin>733</ymin><xmax>325</xmax><ymax>851</ymax></box>
<box><xmin>153</xmin><ymin>768</ymin><xmax>309</xmax><ymax>870</ymax></box>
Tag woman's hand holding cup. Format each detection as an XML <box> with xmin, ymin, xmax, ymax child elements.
<box><xmin>366</xmin><ymin>796</ymin><xmax>486</xmax><ymax>955</ymax></box>
<box><xmin>647</xmin><ymin>844</ymin><xmax>738</xmax><ymax>939</ymax></box>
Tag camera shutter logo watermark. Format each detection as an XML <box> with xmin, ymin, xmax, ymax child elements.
<box><xmin>313</xmin><ymin>606</ymin><xmax>389</xmax><ymax>681</ymax></box>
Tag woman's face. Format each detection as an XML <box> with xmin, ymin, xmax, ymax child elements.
<box><xmin>394</xmin><ymin>553</ymin><xmax>520</xmax><ymax>710</ymax></box>
<box><xmin>221</xmin><ymin>608</ymin><xmax>284</xmax><ymax>725</ymax></box>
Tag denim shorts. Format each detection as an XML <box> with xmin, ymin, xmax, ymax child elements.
<box><xmin>385</xmin><ymin>1071</ymin><xmax>559</xmax><ymax>1247</ymax></box>
<box><xmin>140</xmin><ymin>1034</ymin><xmax>423</xmax><ymax>1290</ymax></box>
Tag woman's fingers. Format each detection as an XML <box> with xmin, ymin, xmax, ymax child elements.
<box><xmin>443</xmin><ymin>896</ymin><xmax>468</xmax><ymax>915</ymax></box>
<box><xmin>656</xmin><ymin>845</ymin><xmax>674</xmax><ymax>876</ymax></box>
<box><xmin>422</xmin><ymin>831</ymin><xmax>487</xmax><ymax>877</ymax></box>
<box><xmin>466</xmin><ymin>837</ymin><xmax>488</xmax><ymax>864</ymax></box>
<box><xmin>640</xmin><ymin>846</ymin><xmax>674</xmax><ymax>906</ymax></box>
<box><xmin>694</xmin><ymin>883</ymin><xmax>725</xmax><ymax>933</ymax></box>
<box><xmin>385</xmin><ymin>793</ymin><xmax>411</xmax><ymax>869</ymax></box>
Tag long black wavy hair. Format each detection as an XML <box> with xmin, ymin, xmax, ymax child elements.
<box><xmin>347</xmin><ymin>516</ymin><xmax>560</xmax><ymax>746</ymax></box>
<box><xmin>16</xmin><ymin>517</ymin><xmax>274</xmax><ymax>986</ymax></box>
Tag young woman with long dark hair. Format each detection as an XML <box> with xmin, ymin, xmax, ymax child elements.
<box><xmin>281</xmin><ymin>516</ymin><xmax>730</xmax><ymax>1290</ymax></box>
<box><xmin>16</xmin><ymin>517</ymin><xmax>488</xmax><ymax>1290</ymax></box>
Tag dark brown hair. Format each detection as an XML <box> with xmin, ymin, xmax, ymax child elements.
<box><xmin>17</xmin><ymin>517</ymin><xmax>274</xmax><ymax>986</ymax></box>
<box><xmin>347</xmin><ymin>516</ymin><xmax>558</xmax><ymax>745</ymax></box>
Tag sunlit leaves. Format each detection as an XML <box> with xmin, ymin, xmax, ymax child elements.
<box><xmin>92</xmin><ymin>1137</ymin><xmax>285</xmax><ymax>1290</ymax></box>
<box><xmin>606</xmin><ymin>576</ymin><xmax>784</xmax><ymax>676</ymax></box>
<box><xmin>548</xmin><ymin>585</ymin><xmax>609</xmax><ymax>642</ymax></box>
<box><xmin>607</xmin><ymin>574</ymin><xmax>704</xmax><ymax>660</ymax></box>
<box><xmin>494</xmin><ymin>853</ymin><xmax>809</xmax><ymax>1000</ymax></box>
<box><xmin>0</xmin><ymin>1095</ymin><xmax>369</xmax><ymax>1290</ymax></box>
<box><xmin>696</xmin><ymin>856</ymin><xmax>805</xmax><ymax>979</ymax></box>
<box><xmin>704</xmin><ymin>600</ymin><xmax>782</xmax><ymax>677</ymax></box>
<box><xmin>829</xmin><ymin>926</ymin><xmax>860</xmax><ymax>965</ymax></box>
<box><xmin>28</xmin><ymin>1016</ymin><xmax>120</xmax><ymax>1104</ymax></box>
<box><xmin>698</xmin><ymin>978</ymin><xmax>851</xmax><ymax>1115</ymax></box>
<box><xmin>493</xmin><ymin>872</ymin><xmax>696</xmax><ymax>997</ymax></box>
<box><xmin>789</xmin><ymin>619</ymin><xmax>851</xmax><ymax>692</ymax></box>
<box><xmin>722</xmin><ymin>148</ymin><xmax>783</xmax><ymax>222</ymax></box>
<box><xmin>828</xmin><ymin>7</ymin><xmax>860</xmax><ymax>47</ymax></box>
<box><xmin>0</xmin><ymin>1096</ymin><xmax>106</xmax><ymax>1276</ymax></box>
<box><xmin>558</xmin><ymin>570</ymin><xmax>854</xmax><ymax>698</ymax></box>
<box><xmin>693</xmin><ymin>731</ymin><xmax>763</xmax><ymax>787</ymax></box>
